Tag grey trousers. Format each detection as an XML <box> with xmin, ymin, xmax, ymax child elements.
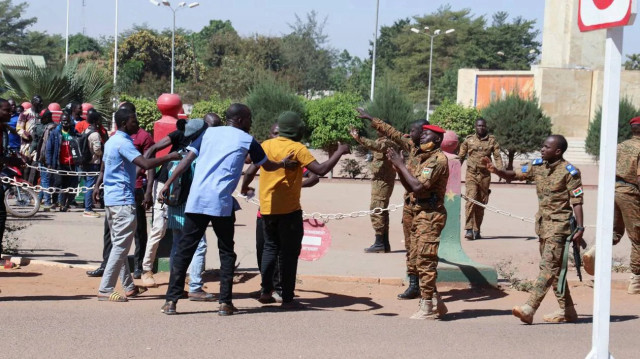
<box><xmin>98</xmin><ymin>205</ymin><xmax>137</xmax><ymax>294</ymax></box>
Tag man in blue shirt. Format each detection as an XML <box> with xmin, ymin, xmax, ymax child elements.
<box><xmin>159</xmin><ymin>103</ymin><xmax>298</xmax><ymax>315</ymax></box>
<box><xmin>93</xmin><ymin>108</ymin><xmax>180</xmax><ymax>302</ymax></box>
<box><xmin>6</xmin><ymin>99</ymin><xmax>21</xmax><ymax>153</ymax></box>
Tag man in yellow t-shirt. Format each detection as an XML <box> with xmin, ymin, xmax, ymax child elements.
<box><xmin>241</xmin><ymin>111</ymin><xmax>350</xmax><ymax>309</ymax></box>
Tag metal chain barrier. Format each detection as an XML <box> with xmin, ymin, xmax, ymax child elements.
<box><xmin>461</xmin><ymin>194</ymin><xmax>535</xmax><ymax>223</ymax></box>
<box><xmin>25</xmin><ymin>163</ymin><xmax>100</xmax><ymax>176</ymax></box>
<box><xmin>0</xmin><ymin>176</ymin><xmax>102</xmax><ymax>194</ymax></box>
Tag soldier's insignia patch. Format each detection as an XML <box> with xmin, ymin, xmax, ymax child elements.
<box><xmin>521</xmin><ymin>165</ymin><xmax>529</xmax><ymax>173</ymax></box>
<box><xmin>532</xmin><ymin>158</ymin><xmax>543</xmax><ymax>165</ymax></box>
<box><xmin>566</xmin><ymin>164</ymin><xmax>579</xmax><ymax>176</ymax></box>
<box><xmin>572</xmin><ymin>187</ymin><xmax>583</xmax><ymax>197</ymax></box>
<box><xmin>422</xmin><ymin>167</ymin><xmax>433</xmax><ymax>176</ymax></box>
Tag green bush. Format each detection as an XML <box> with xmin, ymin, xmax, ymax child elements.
<box><xmin>482</xmin><ymin>94</ymin><xmax>552</xmax><ymax>170</ymax></box>
<box><xmin>191</xmin><ymin>95</ymin><xmax>233</xmax><ymax>122</ymax></box>
<box><xmin>246</xmin><ymin>79</ymin><xmax>305</xmax><ymax>142</ymax></box>
<box><xmin>365</xmin><ymin>76</ymin><xmax>414</xmax><ymax>133</ymax></box>
<box><xmin>585</xmin><ymin>98</ymin><xmax>640</xmax><ymax>157</ymax></box>
<box><xmin>340</xmin><ymin>158</ymin><xmax>364</xmax><ymax>178</ymax></box>
<box><xmin>119</xmin><ymin>94</ymin><xmax>161</xmax><ymax>133</ymax></box>
<box><xmin>305</xmin><ymin>92</ymin><xmax>365</xmax><ymax>152</ymax></box>
<box><xmin>430</xmin><ymin>98</ymin><xmax>480</xmax><ymax>139</ymax></box>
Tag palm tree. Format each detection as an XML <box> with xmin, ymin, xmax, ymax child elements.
<box><xmin>625</xmin><ymin>54</ymin><xmax>640</xmax><ymax>71</ymax></box>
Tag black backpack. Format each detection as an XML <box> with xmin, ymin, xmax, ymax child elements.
<box><xmin>77</xmin><ymin>129</ymin><xmax>96</xmax><ymax>165</ymax></box>
<box><xmin>165</xmin><ymin>159</ymin><xmax>194</xmax><ymax>206</ymax></box>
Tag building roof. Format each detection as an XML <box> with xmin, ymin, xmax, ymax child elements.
<box><xmin>0</xmin><ymin>53</ymin><xmax>46</xmax><ymax>70</ymax></box>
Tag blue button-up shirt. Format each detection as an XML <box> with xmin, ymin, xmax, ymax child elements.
<box><xmin>102</xmin><ymin>130</ymin><xmax>141</xmax><ymax>206</ymax></box>
<box><xmin>185</xmin><ymin>126</ymin><xmax>266</xmax><ymax>217</ymax></box>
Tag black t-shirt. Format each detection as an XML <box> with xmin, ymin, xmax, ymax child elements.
<box><xmin>157</xmin><ymin>130</ymin><xmax>191</xmax><ymax>183</ymax></box>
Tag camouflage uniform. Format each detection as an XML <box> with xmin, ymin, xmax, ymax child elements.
<box><xmin>408</xmin><ymin>149</ymin><xmax>449</xmax><ymax>300</ymax></box>
<box><xmin>370</xmin><ymin>119</ymin><xmax>420</xmax><ymax>274</ymax></box>
<box><xmin>354</xmin><ymin>136</ymin><xmax>399</xmax><ymax>235</ymax></box>
<box><xmin>514</xmin><ymin>158</ymin><xmax>584</xmax><ymax>310</ymax></box>
<box><xmin>614</xmin><ymin>137</ymin><xmax>640</xmax><ymax>275</ymax></box>
<box><xmin>458</xmin><ymin>134</ymin><xmax>503</xmax><ymax>232</ymax></box>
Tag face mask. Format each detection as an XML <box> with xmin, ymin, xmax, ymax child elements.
<box><xmin>420</xmin><ymin>141</ymin><xmax>436</xmax><ymax>152</ymax></box>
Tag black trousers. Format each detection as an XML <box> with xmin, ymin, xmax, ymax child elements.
<box><xmin>261</xmin><ymin>210</ymin><xmax>304</xmax><ymax>303</ymax></box>
<box><xmin>0</xmin><ymin>186</ymin><xmax>6</xmax><ymax>255</ymax></box>
<box><xmin>166</xmin><ymin>212</ymin><xmax>236</xmax><ymax>304</ymax></box>
<box><xmin>256</xmin><ymin>217</ymin><xmax>282</xmax><ymax>292</ymax></box>
<box><xmin>99</xmin><ymin>189</ymin><xmax>147</xmax><ymax>270</ymax></box>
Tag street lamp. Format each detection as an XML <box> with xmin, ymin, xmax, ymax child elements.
<box><xmin>149</xmin><ymin>0</ymin><xmax>200</xmax><ymax>94</ymax></box>
<box><xmin>410</xmin><ymin>27</ymin><xmax>455</xmax><ymax>122</ymax></box>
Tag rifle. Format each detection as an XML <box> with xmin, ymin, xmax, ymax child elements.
<box><xmin>556</xmin><ymin>216</ymin><xmax>587</xmax><ymax>296</ymax></box>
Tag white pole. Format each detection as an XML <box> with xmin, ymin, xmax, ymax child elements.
<box><xmin>113</xmin><ymin>0</ymin><xmax>119</xmax><ymax>87</ymax></box>
<box><xmin>426</xmin><ymin>35</ymin><xmax>434</xmax><ymax>122</ymax></box>
<box><xmin>370</xmin><ymin>0</ymin><xmax>379</xmax><ymax>101</ymax></box>
<box><xmin>585</xmin><ymin>26</ymin><xmax>623</xmax><ymax>359</ymax></box>
<box><xmin>65</xmin><ymin>0</ymin><xmax>70</xmax><ymax>64</ymax></box>
<box><xmin>171</xmin><ymin>9</ymin><xmax>176</xmax><ymax>94</ymax></box>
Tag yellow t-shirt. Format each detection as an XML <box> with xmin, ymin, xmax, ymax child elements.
<box><xmin>259</xmin><ymin>137</ymin><xmax>316</xmax><ymax>215</ymax></box>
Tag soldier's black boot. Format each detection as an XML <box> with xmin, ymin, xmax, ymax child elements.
<box><xmin>364</xmin><ymin>235</ymin><xmax>386</xmax><ymax>253</ymax></box>
<box><xmin>398</xmin><ymin>274</ymin><xmax>420</xmax><ymax>300</ymax></box>
<box><xmin>382</xmin><ymin>231</ymin><xmax>391</xmax><ymax>253</ymax></box>
<box><xmin>464</xmin><ymin>229</ymin><xmax>474</xmax><ymax>240</ymax></box>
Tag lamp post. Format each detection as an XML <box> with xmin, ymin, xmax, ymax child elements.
<box><xmin>410</xmin><ymin>27</ymin><xmax>455</xmax><ymax>122</ymax></box>
<box><xmin>149</xmin><ymin>0</ymin><xmax>200</xmax><ymax>94</ymax></box>
<box><xmin>65</xmin><ymin>0</ymin><xmax>70</xmax><ymax>64</ymax></box>
<box><xmin>370</xmin><ymin>0</ymin><xmax>380</xmax><ymax>101</ymax></box>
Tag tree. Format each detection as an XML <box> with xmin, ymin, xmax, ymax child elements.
<box><xmin>585</xmin><ymin>98</ymin><xmax>640</xmax><ymax>157</ymax></box>
<box><xmin>0</xmin><ymin>0</ymin><xmax>36</xmax><ymax>53</ymax></box>
<box><xmin>305</xmin><ymin>92</ymin><xmax>364</xmax><ymax>152</ymax></box>
<box><xmin>481</xmin><ymin>94</ymin><xmax>551</xmax><ymax>170</ymax></box>
<box><xmin>365</xmin><ymin>76</ymin><xmax>414</xmax><ymax>133</ymax></box>
<box><xmin>430</xmin><ymin>98</ymin><xmax>480</xmax><ymax>139</ymax></box>
<box><xmin>17</xmin><ymin>31</ymin><xmax>64</xmax><ymax>65</ymax></box>
<box><xmin>192</xmin><ymin>19</ymin><xmax>237</xmax><ymax>63</ymax></box>
<box><xmin>119</xmin><ymin>94</ymin><xmax>161</xmax><ymax>133</ymax></box>
<box><xmin>246</xmin><ymin>79</ymin><xmax>305</xmax><ymax>142</ymax></box>
<box><xmin>625</xmin><ymin>54</ymin><xmax>640</xmax><ymax>70</ymax></box>
<box><xmin>69</xmin><ymin>33</ymin><xmax>103</xmax><ymax>55</ymax></box>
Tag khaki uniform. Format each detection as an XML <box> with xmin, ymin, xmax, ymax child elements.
<box><xmin>371</xmin><ymin>119</ymin><xmax>419</xmax><ymax>274</ymax></box>
<box><xmin>458</xmin><ymin>134</ymin><xmax>503</xmax><ymax>232</ymax></box>
<box><xmin>614</xmin><ymin>137</ymin><xmax>640</xmax><ymax>275</ymax></box>
<box><xmin>407</xmin><ymin>149</ymin><xmax>449</xmax><ymax>300</ymax></box>
<box><xmin>355</xmin><ymin>136</ymin><xmax>399</xmax><ymax>235</ymax></box>
<box><xmin>514</xmin><ymin>158</ymin><xmax>584</xmax><ymax>310</ymax></box>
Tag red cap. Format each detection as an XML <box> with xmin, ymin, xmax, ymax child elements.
<box><xmin>630</xmin><ymin>117</ymin><xmax>640</xmax><ymax>125</ymax></box>
<box><xmin>40</xmin><ymin>109</ymin><xmax>47</xmax><ymax>117</ymax></box>
<box><xmin>422</xmin><ymin>124</ymin><xmax>446</xmax><ymax>134</ymax></box>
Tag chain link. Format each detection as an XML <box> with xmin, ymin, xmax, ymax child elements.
<box><xmin>1</xmin><ymin>176</ymin><xmax>102</xmax><ymax>194</ymax></box>
<box><xmin>461</xmin><ymin>194</ymin><xmax>535</xmax><ymax>223</ymax></box>
<box><xmin>25</xmin><ymin>163</ymin><xmax>100</xmax><ymax>176</ymax></box>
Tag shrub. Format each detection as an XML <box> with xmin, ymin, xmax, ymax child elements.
<box><xmin>119</xmin><ymin>94</ymin><xmax>161</xmax><ymax>133</ymax></box>
<box><xmin>191</xmin><ymin>95</ymin><xmax>233</xmax><ymax>122</ymax></box>
<box><xmin>365</xmin><ymin>76</ymin><xmax>414</xmax><ymax>133</ymax></box>
<box><xmin>430</xmin><ymin>98</ymin><xmax>480</xmax><ymax>139</ymax></box>
<box><xmin>585</xmin><ymin>98</ymin><xmax>640</xmax><ymax>157</ymax></box>
<box><xmin>340</xmin><ymin>158</ymin><xmax>364</xmax><ymax>178</ymax></box>
<box><xmin>246</xmin><ymin>79</ymin><xmax>305</xmax><ymax>142</ymax></box>
<box><xmin>482</xmin><ymin>94</ymin><xmax>552</xmax><ymax>170</ymax></box>
<box><xmin>305</xmin><ymin>92</ymin><xmax>365</xmax><ymax>153</ymax></box>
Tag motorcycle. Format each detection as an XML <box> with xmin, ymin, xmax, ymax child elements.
<box><xmin>1</xmin><ymin>164</ymin><xmax>40</xmax><ymax>218</ymax></box>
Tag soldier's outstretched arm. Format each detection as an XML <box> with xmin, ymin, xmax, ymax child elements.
<box><xmin>483</xmin><ymin>157</ymin><xmax>516</xmax><ymax>181</ymax></box>
<box><xmin>356</xmin><ymin>108</ymin><xmax>411</xmax><ymax>152</ymax></box>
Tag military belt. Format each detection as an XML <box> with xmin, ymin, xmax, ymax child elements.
<box><xmin>616</xmin><ymin>178</ymin><xmax>639</xmax><ymax>191</ymax></box>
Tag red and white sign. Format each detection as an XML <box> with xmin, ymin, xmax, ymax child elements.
<box><xmin>299</xmin><ymin>219</ymin><xmax>331</xmax><ymax>261</ymax></box>
<box><xmin>578</xmin><ymin>0</ymin><xmax>637</xmax><ymax>32</ymax></box>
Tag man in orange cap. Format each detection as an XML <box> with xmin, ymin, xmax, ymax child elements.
<box><xmin>583</xmin><ymin>116</ymin><xmax>640</xmax><ymax>294</ymax></box>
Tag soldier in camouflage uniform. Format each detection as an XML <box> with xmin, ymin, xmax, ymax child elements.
<box><xmin>583</xmin><ymin>117</ymin><xmax>640</xmax><ymax>294</ymax></box>
<box><xmin>458</xmin><ymin>118</ymin><xmax>503</xmax><ymax>240</ymax></box>
<box><xmin>386</xmin><ymin>124</ymin><xmax>449</xmax><ymax>319</ymax></box>
<box><xmin>485</xmin><ymin>135</ymin><xmax>585</xmax><ymax>324</ymax></box>
<box><xmin>350</xmin><ymin>127</ymin><xmax>399</xmax><ymax>253</ymax></box>
<box><xmin>356</xmin><ymin>108</ymin><xmax>427</xmax><ymax>299</ymax></box>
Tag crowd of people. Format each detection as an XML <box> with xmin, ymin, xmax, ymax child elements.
<box><xmin>0</xmin><ymin>94</ymin><xmax>638</xmax><ymax>324</ymax></box>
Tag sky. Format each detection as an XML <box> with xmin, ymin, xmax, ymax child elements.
<box><xmin>24</xmin><ymin>0</ymin><xmax>640</xmax><ymax>59</ymax></box>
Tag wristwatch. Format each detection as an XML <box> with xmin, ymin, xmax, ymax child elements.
<box><xmin>576</xmin><ymin>226</ymin><xmax>585</xmax><ymax>231</ymax></box>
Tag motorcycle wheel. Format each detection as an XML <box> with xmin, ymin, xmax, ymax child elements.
<box><xmin>5</xmin><ymin>185</ymin><xmax>40</xmax><ymax>217</ymax></box>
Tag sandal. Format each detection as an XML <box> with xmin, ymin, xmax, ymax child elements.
<box><xmin>125</xmin><ymin>286</ymin><xmax>148</xmax><ymax>298</ymax></box>
<box><xmin>98</xmin><ymin>292</ymin><xmax>128</xmax><ymax>302</ymax></box>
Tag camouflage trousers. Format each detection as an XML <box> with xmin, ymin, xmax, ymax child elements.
<box><xmin>402</xmin><ymin>203</ymin><xmax>417</xmax><ymax>275</ymax></box>
<box><xmin>369</xmin><ymin>180</ymin><xmax>394</xmax><ymax>235</ymax></box>
<box><xmin>613</xmin><ymin>186</ymin><xmax>640</xmax><ymax>274</ymax></box>
<box><xmin>526</xmin><ymin>236</ymin><xmax>574</xmax><ymax>310</ymax></box>
<box><xmin>464</xmin><ymin>170</ymin><xmax>491</xmax><ymax>232</ymax></box>
<box><xmin>411</xmin><ymin>209</ymin><xmax>446</xmax><ymax>300</ymax></box>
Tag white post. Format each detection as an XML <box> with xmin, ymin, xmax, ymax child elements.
<box><xmin>113</xmin><ymin>0</ymin><xmax>119</xmax><ymax>87</ymax></box>
<box><xmin>370</xmin><ymin>0</ymin><xmax>379</xmax><ymax>101</ymax></box>
<box><xmin>426</xmin><ymin>35</ymin><xmax>434</xmax><ymax>123</ymax></box>
<box><xmin>171</xmin><ymin>9</ymin><xmax>176</xmax><ymax>94</ymax></box>
<box><xmin>65</xmin><ymin>0</ymin><xmax>70</xmax><ymax>64</ymax></box>
<box><xmin>585</xmin><ymin>26</ymin><xmax>623</xmax><ymax>359</ymax></box>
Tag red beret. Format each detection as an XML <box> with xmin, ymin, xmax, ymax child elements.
<box><xmin>422</xmin><ymin>124</ymin><xmax>446</xmax><ymax>134</ymax></box>
<box><xmin>630</xmin><ymin>117</ymin><xmax>640</xmax><ymax>125</ymax></box>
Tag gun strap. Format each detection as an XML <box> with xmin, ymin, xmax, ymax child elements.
<box><xmin>556</xmin><ymin>231</ymin><xmax>577</xmax><ymax>297</ymax></box>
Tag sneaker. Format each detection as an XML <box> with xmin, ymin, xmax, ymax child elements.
<box><xmin>464</xmin><ymin>229</ymin><xmax>474</xmax><ymax>240</ymax></box>
<box><xmin>60</xmin><ymin>206</ymin><xmax>69</xmax><ymax>212</ymax></box>
<box><xmin>188</xmin><ymin>289</ymin><xmax>216</xmax><ymax>302</ymax></box>
<box><xmin>133</xmin><ymin>268</ymin><xmax>142</xmax><ymax>279</ymax></box>
<box><xmin>512</xmin><ymin>304</ymin><xmax>535</xmax><ymax>325</ymax></box>
<box><xmin>219</xmin><ymin>302</ymin><xmax>238</xmax><ymax>316</ymax></box>
<box><xmin>582</xmin><ymin>247</ymin><xmax>595</xmax><ymax>276</ymax></box>
<box><xmin>141</xmin><ymin>271</ymin><xmax>157</xmax><ymax>288</ymax></box>
<box><xmin>410</xmin><ymin>298</ymin><xmax>437</xmax><ymax>320</ymax></box>
<box><xmin>161</xmin><ymin>301</ymin><xmax>177</xmax><ymax>315</ymax></box>
<box><xmin>272</xmin><ymin>291</ymin><xmax>283</xmax><ymax>304</ymax></box>
<box><xmin>83</xmin><ymin>211</ymin><xmax>101</xmax><ymax>218</ymax></box>
<box><xmin>473</xmin><ymin>231</ymin><xmax>482</xmax><ymax>240</ymax></box>
<box><xmin>86</xmin><ymin>267</ymin><xmax>105</xmax><ymax>277</ymax></box>
<box><xmin>258</xmin><ymin>292</ymin><xmax>276</xmax><ymax>304</ymax></box>
<box><xmin>432</xmin><ymin>293</ymin><xmax>448</xmax><ymax>317</ymax></box>
<box><xmin>543</xmin><ymin>306</ymin><xmax>578</xmax><ymax>323</ymax></box>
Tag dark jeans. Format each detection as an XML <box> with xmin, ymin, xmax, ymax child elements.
<box><xmin>0</xmin><ymin>186</ymin><xmax>6</xmax><ymax>255</ymax></box>
<box><xmin>98</xmin><ymin>189</ymin><xmax>147</xmax><ymax>270</ymax></box>
<box><xmin>261</xmin><ymin>210</ymin><xmax>304</xmax><ymax>303</ymax></box>
<box><xmin>166</xmin><ymin>212</ymin><xmax>236</xmax><ymax>304</ymax></box>
<box><xmin>55</xmin><ymin>165</ymin><xmax>79</xmax><ymax>208</ymax></box>
<box><xmin>256</xmin><ymin>217</ymin><xmax>282</xmax><ymax>292</ymax></box>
